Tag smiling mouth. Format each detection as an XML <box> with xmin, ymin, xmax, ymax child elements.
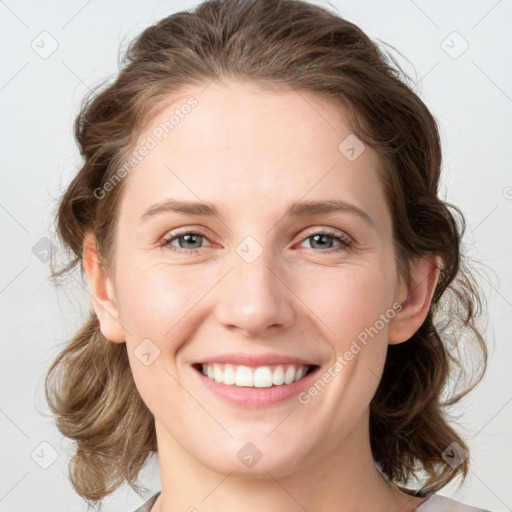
<box><xmin>192</xmin><ymin>363</ymin><xmax>318</xmax><ymax>388</ymax></box>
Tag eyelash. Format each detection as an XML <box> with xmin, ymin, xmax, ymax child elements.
<box><xmin>160</xmin><ymin>228</ymin><xmax>353</xmax><ymax>255</ymax></box>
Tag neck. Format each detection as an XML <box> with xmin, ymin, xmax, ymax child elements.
<box><xmin>153</xmin><ymin>411</ymin><xmax>423</xmax><ymax>512</ymax></box>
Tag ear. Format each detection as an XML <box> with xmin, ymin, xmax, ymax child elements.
<box><xmin>388</xmin><ymin>254</ymin><xmax>441</xmax><ymax>345</ymax></box>
<box><xmin>82</xmin><ymin>232</ymin><xmax>125</xmax><ymax>343</ymax></box>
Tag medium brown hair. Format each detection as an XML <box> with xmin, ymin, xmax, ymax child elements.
<box><xmin>45</xmin><ymin>0</ymin><xmax>488</xmax><ymax>507</ymax></box>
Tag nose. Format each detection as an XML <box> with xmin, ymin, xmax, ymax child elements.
<box><xmin>214</xmin><ymin>242</ymin><xmax>295</xmax><ymax>337</ymax></box>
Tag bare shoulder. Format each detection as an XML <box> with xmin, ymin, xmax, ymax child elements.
<box><xmin>416</xmin><ymin>493</ymin><xmax>493</xmax><ymax>512</ymax></box>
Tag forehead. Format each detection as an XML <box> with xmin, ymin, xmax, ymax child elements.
<box><xmin>119</xmin><ymin>80</ymin><xmax>390</xmax><ymax>232</ymax></box>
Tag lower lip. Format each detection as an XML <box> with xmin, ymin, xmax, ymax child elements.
<box><xmin>192</xmin><ymin>366</ymin><xmax>320</xmax><ymax>407</ymax></box>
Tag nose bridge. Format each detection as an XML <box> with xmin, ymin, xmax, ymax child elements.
<box><xmin>215</xmin><ymin>233</ymin><xmax>294</xmax><ymax>334</ymax></box>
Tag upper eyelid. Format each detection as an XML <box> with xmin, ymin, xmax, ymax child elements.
<box><xmin>162</xmin><ymin>228</ymin><xmax>214</xmax><ymax>244</ymax></box>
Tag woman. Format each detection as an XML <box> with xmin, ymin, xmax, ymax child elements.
<box><xmin>45</xmin><ymin>1</ymin><xmax>492</xmax><ymax>511</ymax></box>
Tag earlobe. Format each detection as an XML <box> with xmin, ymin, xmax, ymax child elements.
<box><xmin>388</xmin><ymin>255</ymin><xmax>441</xmax><ymax>345</ymax></box>
<box><xmin>82</xmin><ymin>232</ymin><xmax>125</xmax><ymax>343</ymax></box>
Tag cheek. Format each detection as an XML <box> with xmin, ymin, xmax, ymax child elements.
<box><xmin>302</xmin><ymin>268</ymin><xmax>395</xmax><ymax>416</ymax></box>
<box><xmin>115</xmin><ymin>258</ymin><xmax>198</xmax><ymax>338</ymax></box>
<box><xmin>115</xmin><ymin>262</ymin><xmax>194</xmax><ymax>415</ymax></box>
<box><xmin>298</xmin><ymin>263</ymin><xmax>397</xmax><ymax>347</ymax></box>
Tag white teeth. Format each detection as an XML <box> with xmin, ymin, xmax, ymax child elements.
<box><xmin>213</xmin><ymin>363</ymin><xmax>223</xmax><ymax>383</ymax></box>
<box><xmin>294</xmin><ymin>366</ymin><xmax>307</xmax><ymax>382</ymax></box>
<box><xmin>200</xmin><ymin>363</ymin><xmax>311</xmax><ymax>387</ymax></box>
<box><xmin>253</xmin><ymin>367</ymin><xmax>273</xmax><ymax>388</ymax></box>
<box><xmin>235</xmin><ymin>365</ymin><xmax>253</xmax><ymax>387</ymax></box>
<box><xmin>223</xmin><ymin>365</ymin><xmax>236</xmax><ymax>385</ymax></box>
<box><xmin>284</xmin><ymin>365</ymin><xmax>296</xmax><ymax>384</ymax></box>
<box><xmin>272</xmin><ymin>365</ymin><xmax>285</xmax><ymax>385</ymax></box>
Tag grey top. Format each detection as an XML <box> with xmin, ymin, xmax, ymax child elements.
<box><xmin>132</xmin><ymin>491</ymin><xmax>493</xmax><ymax>512</ymax></box>
<box><xmin>415</xmin><ymin>493</ymin><xmax>493</xmax><ymax>511</ymax></box>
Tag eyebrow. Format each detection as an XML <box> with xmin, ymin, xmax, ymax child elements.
<box><xmin>140</xmin><ymin>198</ymin><xmax>374</xmax><ymax>227</ymax></box>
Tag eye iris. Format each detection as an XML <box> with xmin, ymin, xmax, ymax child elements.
<box><xmin>310</xmin><ymin>234</ymin><xmax>333</xmax><ymax>249</ymax></box>
<box><xmin>179</xmin><ymin>233</ymin><xmax>202</xmax><ymax>249</ymax></box>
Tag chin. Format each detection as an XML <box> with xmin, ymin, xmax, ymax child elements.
<box><xmin>191</xmin><ymin>437</ymin><xmax>310</xmax><ymax>478</ymax></box>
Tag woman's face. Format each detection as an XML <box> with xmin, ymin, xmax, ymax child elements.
<box><xmin>90</xmin><ymin>80</ymin><xmax>426</xmax><ymax>476</ymax></box>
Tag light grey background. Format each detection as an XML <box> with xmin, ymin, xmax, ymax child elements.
<box><xmin>1</xmin><ymin>0</ymin><xmax>511</xmax><ymax>510</ymax></box>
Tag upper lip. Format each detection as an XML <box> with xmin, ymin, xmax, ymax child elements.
<box><xmin>195</xmin><ymin>353</ymin><xmax>319</xmax><ymax>367</ymax></box>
